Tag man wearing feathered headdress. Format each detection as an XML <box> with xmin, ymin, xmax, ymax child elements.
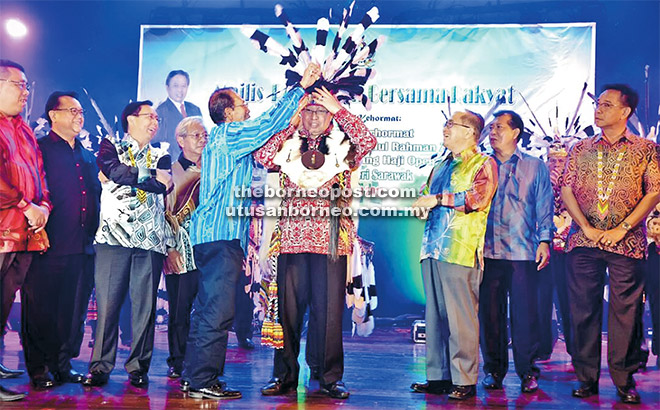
<box><xmin>255</xmin><ymin>85</ymin><xmax>376</xmax><ymax>399</ymax></box>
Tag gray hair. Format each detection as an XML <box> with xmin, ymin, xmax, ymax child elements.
<box><xmin>175</xmin><ymin>116</ymin><xmax>206</xmax><ymax>138</ymax></box>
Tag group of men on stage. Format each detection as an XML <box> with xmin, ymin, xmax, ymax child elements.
<box><xmin>411</xmin><ymin>84</ymin><xmax>660</xmax><ymax>405</ymax></box>
<box><xmin>1</xmin><ymin>54</ymin><xmax>659</xmax><ymax>406</ymax></box>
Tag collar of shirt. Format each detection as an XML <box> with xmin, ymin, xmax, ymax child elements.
<box><xmin>178</xmin><ymin>153</ymin><xmax>196</xmax><ymax>170</ymax></box>
<box><xmin>593</xmin><ymin>129</ymin><xmax>633</xmax><ymax>146</ymax></box>
<box><xmin>451</xmin><ymin>145</ymin><xmax>479</xmax><ymax>163</ymax></box>
<box><xmin>48</xmin><ymin>130</ymin><xmax>82</xmax><ymax>150</ymax></box>
<box><xmin>168</xmin><ymin>98</ymin><xmax>185</xmax><ymax>114</ymax></box>
<box><xmin>492</xmin><ymin>147</ymin><xmax>523</xmax><ymax>166</ymax></box>
<box><xmin>123</xmin><ymin>134</ymin><xmax>150</xmax><ymax>154</ymax></box>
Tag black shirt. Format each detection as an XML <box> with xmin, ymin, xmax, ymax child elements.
<box><xmin>38</xmin><ymin>131</ymin><xmax>101</xmax><ymax>255</ymax></box>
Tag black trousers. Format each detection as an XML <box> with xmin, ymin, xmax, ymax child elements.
<box><xmin>273</xmin><ymin>253</ymin><xmax>346</xmax><ymax>387</ymax></box>
<box><xmin>479</xmin><ymin>258</ymin><xmax>539</xmax><ymax>379</ymax></box>
<box><xmin>537</xmin><ymin>249</ymin><xmax>573</xmax><ymax>358</ymax></box>
<box><xmin>88</xmin><ymin>244</ymin><xmax>164</xmax><ymax>375</ymax></box>
<box><xmin>233</xmin><ymin>269</ymin><xmax>254</xmax><ymax>340</ymax></box>
<box><xmin>165</xmin><ymin>270</ymin><xmax>199</xmax><ymax>371</ymax></box>
<box><xmin>183</xmin><ymin>240</ymin><xmax>244</xmax><ymax>389</ymax></box>
<box><xmin>567</xmin><ymin>247</ymin><xmax>644</xmax><ymax>387</ymax></box>
<box><xmin>21</xmin><ymin>253</ymin><xmax>94</xmax><ymax>377</ymax></box>
<box><xmin>0</xmin><ymin>252</ymin><xmax>32</xmax><ymax>333</ymax></box>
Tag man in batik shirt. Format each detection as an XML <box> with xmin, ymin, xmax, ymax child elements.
<box><xmin>411</xmin><ymin>110</ymin><xmax>498</xmax><ymax>400</ymax></box>
<box><xmin>562</xmin><ymin>84</ymin><xmax>660</xmax><ymax>404</ymax></box>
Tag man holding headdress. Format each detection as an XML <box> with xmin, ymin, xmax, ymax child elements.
<box><xmin>181</xmin><ymin>64</ymin><xmax>319</xmax><ymax>400</ymax></box>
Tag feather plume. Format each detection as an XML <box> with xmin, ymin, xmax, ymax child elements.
<box><xmin>241</xmin><ymin>1</ymin><xmax>382</xmax><ymax>109</ymax></box>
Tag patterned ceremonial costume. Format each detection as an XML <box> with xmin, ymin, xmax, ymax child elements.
<box><xmin>89</xmin><ymin>135</ymin><xmax>173</xmax><ymax>378</ymax></box>
<box><xmin>562</xmin><ymin>130</ymin><xmax>660</xmax><ymax>389</ymax></box>
<box><xmin>254</xmin><ymin>107</ymin><xmax>376</xmax><ymax>390</ymax></box>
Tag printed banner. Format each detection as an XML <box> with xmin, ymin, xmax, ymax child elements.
<box><xmin>138</xmin><ymin>23</ymin><xmax>595</xmax><ymax>312</ymax></box>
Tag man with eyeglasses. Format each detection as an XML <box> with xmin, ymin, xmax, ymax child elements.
<box><xmin>0</xmin><ymin>59</ymin><xmax>50</xmax><ymax>402</ymax></box>
<box><xmin>255</xmin><ymin>87</ymin><xmax>377</xmax><ymax>399</ymax></box>
<box><xmin>478</xmin><ymin>110</ymin><xmax>553</xmax><ymax>394</ymax></box>
<box><xmin>161</xmin><ymin>116</ymin><xmax>207</xmax><ymax>380</ymax></box>
<box><xmin>18</xmin><ymin>92</ymin><xmax>101</xmax><ymax>390</ymax></box>
<box><xmin>181</xmin><ymin>63</ymin><xmax>320</xmax><ymax>400</ymax></box>
<box><xmin>83</xmin><ymin>100</ymin><xmax>175</xmax><ymax>389</ymax></box>
<box><xmin>411</xmin><ymin>111</ymin><xmax>498</xmax><ymax>400</ymax></box>
<box><xmin>154</xmin><ymin>70</ymin><xmax>203</xmax><ymax>160</ymax></box>
<box><xmin>561</xmin><ymin>84</ymin><xmax>660</xmax><ymax>404</ymax></box>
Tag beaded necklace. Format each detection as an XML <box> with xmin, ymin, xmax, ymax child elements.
<box><xmin>127</xmin><ymin>145</ymin><xmax>152</xmax><ymax>203</ymax></box>
<box><xmin>596</xmin><ymin>143</ymin><xmax>626</xmax><ymax>219</ymax></box>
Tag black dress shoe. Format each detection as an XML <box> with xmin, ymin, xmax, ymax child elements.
<box><xmin>521</xmin><ymin>374</ymin><xmax>539</xmax><ymax>393</ymax></box>
<box><xmin>237</xmin><ymin>337</ymin><xmax>255</xmax><ymax>350</ymax></box>
<box><xmin>411</xmin><ymin>380</ymin><xmax>453</xmax><ymax>394</ymax></box>
<box><xmin>189</xmin><ymin>381</ymin><xmax>242</xmax><ymax>400</ymax></box>
<box><xmin>0</xmin><ymin>363</ymin><xmax>24</xmax><ymax>379</ymax></box>
<box><xmin>82</xmin><ymin>371</ymin><xmax>109</xmax><ymax>387</ymax></box>
<box><xmin>616</xmin><ymin>385</ymin><xmax>641</xmax><ymax>404</ymax></box>
<box><xmin>320</xmin><ymin>380</ymin><xmax>350</xmax><ymax>399</ymax></box>
<box><xmin>260</xmin><ymin>378</ymin><xmax>296</xmax><ymax>396</ymax></box>
<box><xmin>128</xmin><ymin>371</ymin><xmax>149</xmax><ymax>387</ymax></box>
<box><xmin>31</xmin><ymin>375</ymin><xmax>55</xmax><ymax>389</ymax></box>
<box><xmin>448</xmin><ymin>385</ymin><xmax>476</xmax><ymax>400</ymax></box>
<box><xmin>167</xmin><ymin>367</ymin><xmax>181</xmax><ymax>379</ymax></box>
<box><xmin>482</xmin><ymin>373</ymin><xmax>503</xmax><ymax>390</ymax></box>
<box><xmin>54</xmin><ymin>369</ymin><xmax>84</xmax><ymax>384</ymax></box>
<box><xmin>572</xmin><ymin>381</ymin><xmax>598</xmax><ymax>398</ymax></box>
<box><xmin>0</xmin><ymin>385</ymin><xmax>26</xmax><ymax>402</ymax></box>
<box><xmin>180</xmin><ymin>379</ymin><xmax>190</xmax><ymax>392</ymax></box>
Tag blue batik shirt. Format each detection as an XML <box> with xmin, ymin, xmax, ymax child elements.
<box><xmin>484</xmin><ymin>149</ymin><xmax>554</xmax><ymax>261</ymax></box>
<box><xmin>189</xmin><ymin>87</ymin><xmax>304</xmax><ymax>251</ymax></box>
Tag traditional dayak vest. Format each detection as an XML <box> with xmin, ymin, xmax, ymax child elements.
<box><xmin>422</xmin><ymin>148</ymin><xmax>492</xmax><ymax>268</ymax></box>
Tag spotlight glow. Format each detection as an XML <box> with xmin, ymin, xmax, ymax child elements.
<box><xmin>6</xmin><ymin>19</ymin><xmax>28</xmax><ymax>38</ymax></box>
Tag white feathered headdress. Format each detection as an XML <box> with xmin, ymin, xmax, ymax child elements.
<box><xmin>241</xmin><ymin>1</ymin><xmax>384</xmax><ymax>110</ymax></box>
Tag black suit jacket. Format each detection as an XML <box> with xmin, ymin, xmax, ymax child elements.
<box><xmin>154</xmin><ymin>99</ymin><xmax>202</xmax><ymax>159</ymax></box>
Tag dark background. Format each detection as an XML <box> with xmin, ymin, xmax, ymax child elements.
<box><xmin>1</xmin><ymin>0</ymin><xmax>658</xmax><ymax>317</ymax></box>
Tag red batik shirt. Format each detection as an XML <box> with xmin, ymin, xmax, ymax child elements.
<box><xmin>0</xmin><ymin>114</ymin><xmax>51</xmax><ymax>252</ymax></box>
<box><xmin>254</xmin><ymin>108</ymin><xmax>376</xmax><ymax>255</ymax></box>
<box><xmin>562</xmin><ymin>130</ymin><xmax>660</xmax><ymax>259</ymax></box>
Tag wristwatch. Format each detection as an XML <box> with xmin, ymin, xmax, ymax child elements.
<box><xmin>620</xmin><ymin>221</ymin><xmax>632</xmax><ymax>231</ymax></box>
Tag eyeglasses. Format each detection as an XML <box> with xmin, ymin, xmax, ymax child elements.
<box><xmin>593</xmin><ymin>101</ymin><xmax>624</xmax><ymax>111</ymax></box>
<box><xmin>0</xmin><ymin>79</ymin><xmax>30</xmax><ymax>91</ymax></box>
<box><xmin>133</xmin><ymin>113</ymin><xmax>162</xmax><ymax>124</ymax></box>
<box><xmin>302</xmin><ymin>108</ymin><xmax>330</xmax><ymax>117</ymax></box>
<box><xmin>186</xmin><ymin>132</ymin><xmax>208</xmax><ymax>141</ymax></box>
<box><xmin>444</xmin><ymin>120</ymin><xmax>471</xmax><ymax>130</ymax></box>
<box><xmin>53</xmin><ymin>107</ymin><xmax>85</xmax><ymax>116</ymax></box>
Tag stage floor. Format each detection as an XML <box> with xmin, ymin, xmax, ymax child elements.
<box><xmin>1</xmin><ymin>326</ymin><xmax>658</xmax><ymax>409</ymax></box>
